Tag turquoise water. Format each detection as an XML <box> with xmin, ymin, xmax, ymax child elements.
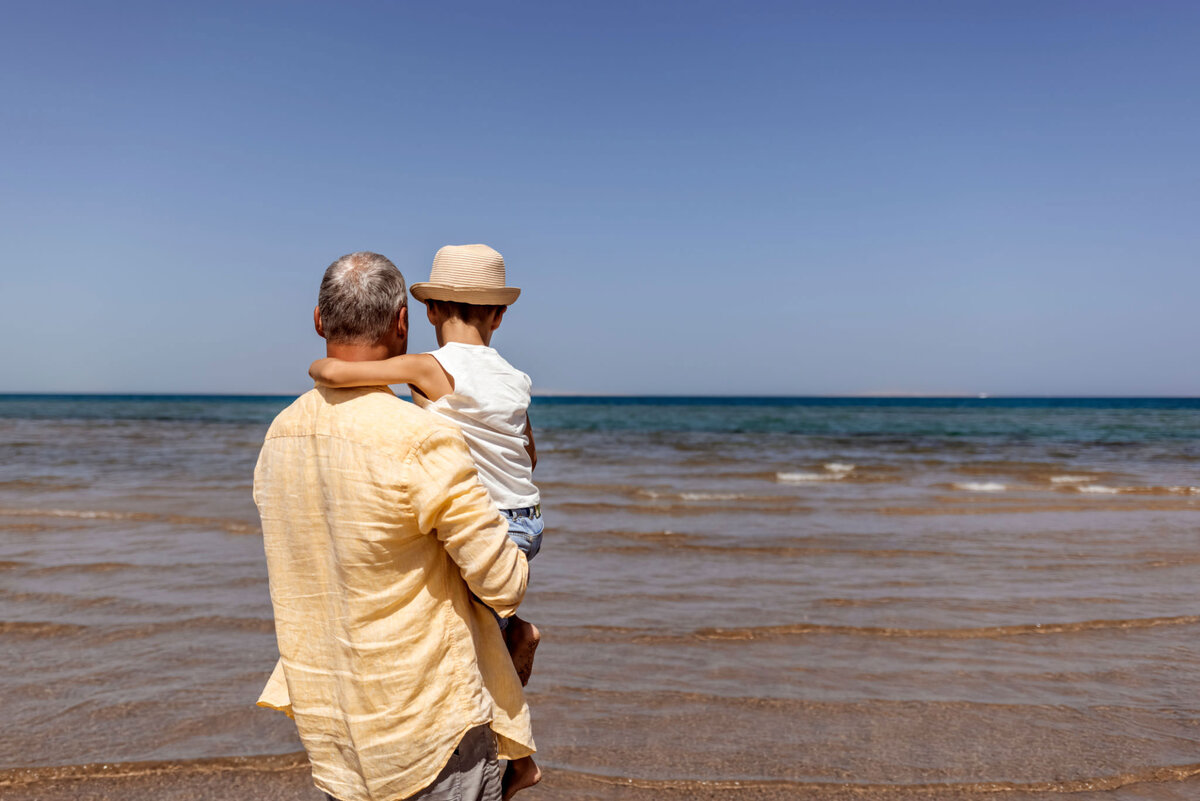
<box><xmin>3</xmin><ymin>394</ymin><xmax>1199</xmax><ymax>437</ymax></box>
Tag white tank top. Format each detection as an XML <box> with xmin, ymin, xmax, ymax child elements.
<box><xmin>412</xmin><ymin>343</ymin><xmax>539</xmax><ymax>509</ymax></box>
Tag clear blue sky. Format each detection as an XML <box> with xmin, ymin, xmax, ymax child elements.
<box><xmin>2</xmin><ymin>1</ymin><xmax>1197</xmax><ymax>395</ymax></box>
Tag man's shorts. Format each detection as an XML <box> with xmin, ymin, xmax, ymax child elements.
<box><xmin>324</xmin><ymin>724</ymin><xmax>500</xmax><ymax>801</ymax></box>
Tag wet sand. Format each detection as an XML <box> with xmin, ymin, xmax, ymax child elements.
<box><xmin>5</xmin><ymin>754</ymin><xmax>1200</xmax><ymax>801</ymax></box>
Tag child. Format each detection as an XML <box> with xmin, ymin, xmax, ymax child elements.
<box><xmin>310</xmin><ymin>244</ymin><xmax>542</xmax><ymax>800</ymax></box>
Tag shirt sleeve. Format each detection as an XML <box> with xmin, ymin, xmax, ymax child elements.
<box><xmin>407</xmin><ymin>428</ymin><xmax>528</xmax><ymax>617</ymax></box>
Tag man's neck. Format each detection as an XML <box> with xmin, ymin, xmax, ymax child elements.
<box><xmin>325</xmin><ymin>342</ymin><xmax>396</xmax><ymax>362</ymax></box>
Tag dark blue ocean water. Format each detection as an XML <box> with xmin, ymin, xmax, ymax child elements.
<box><xmin>2</xmin><ymin>394</ymin><xmax>1198</xmax><ymax>439</ymax></box>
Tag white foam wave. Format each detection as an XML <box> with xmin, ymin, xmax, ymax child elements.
<box><xmin>1050</xmin><ymin>475</ymin><xmax>1094</xmax><ymax>485</ymax></box>
<box><xmin>778</xmin><ymin>464</ymin><xmax>854</xmax><ymax>483</ymax></box>
<box><xmin>777</xmin><ymin>472</ymin><xmax>837</xmax><ymax>483</ymax></box>
<box><xmin>953</xmin><ymin>482</ymin><xmax>1007</xmax><ymax>492</ymax></box>
<box><xmin>638</xmin><ymin>489</ymin><xmax>746</xmax><ymax>501</ymax></box>
<box><xmin>1168</xmin><ymin>486</ymin><xmax>1200</xmax><ymax>495</ymax></box>
<box><xmin>0</xmin><ymin>507</ymin><xmax>141</xmax><ymax>521</ymax></box>
<box><xmin>1078</xmin><ymin>485</ymin><xmax>1121</xmax><ymax>495</ymax></box>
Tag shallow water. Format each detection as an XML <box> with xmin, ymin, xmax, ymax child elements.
<box><xmin>2</xmin><ymin>395</ymin><xmax>1199</xmax><ymax>797</ymax></box>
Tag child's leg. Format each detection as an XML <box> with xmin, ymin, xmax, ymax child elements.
<box><xmin>499</xmin><ymin>508</ymin><xmax>544</xmax><ymax>686</ymax></box>
<box><xmin>504</xmin><ymin>614</ymin><xmax>541</xmax><ymax>686</ymax></box>
<box><xmin>498</xmin><ymin>508</ymin><xmax>545</xmax><ymax>799</ymax></box>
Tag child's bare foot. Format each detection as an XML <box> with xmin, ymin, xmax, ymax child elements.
<box><xmin>505</xmin><ymin>615</ymin><xmax>540</xmax><ymax>686</ymax></box>
<box><xmin>502</xmin><ymin>755</ymin><xmax>541</xmax><ymax>800</ymax></box>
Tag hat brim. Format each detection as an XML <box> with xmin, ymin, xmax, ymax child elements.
<box><xmin>410</xmin><ymin>283</ymin><xmax>520</xmax><ymax>306</ymax></box>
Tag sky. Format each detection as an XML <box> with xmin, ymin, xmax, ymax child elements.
<box><xmin>1</xmin><ymin>1</ymin><xmax>1197</xmax><ymax>396</ymax></box>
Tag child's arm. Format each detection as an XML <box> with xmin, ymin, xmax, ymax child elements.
<box><xmin>309</xmin><ymin>354</ymin><xmax>453</xmax><ymax>401</ymax></box>
<box><xmin>524</xmin><ymin>415</ymin><xmax>537</xmax><ymax>471</ymax></box>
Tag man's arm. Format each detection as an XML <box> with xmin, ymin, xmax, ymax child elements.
<box><xmin>408</xmin><ymin>429</ymin><xmax>528</xmax><ymax>616</ymax></box>
<box><xmin>310</xmin><ymin>354</ymin><xmax>454</xmax><ymax>401</ymax></box>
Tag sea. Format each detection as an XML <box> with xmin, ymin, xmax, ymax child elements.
<box><xmin>2</xmin><ymin>394</ymin><xmax>1199</xmax><ymax>799</ymax></box>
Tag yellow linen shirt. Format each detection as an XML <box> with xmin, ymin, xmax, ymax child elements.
<box><xmin>254</xmin><ymin>386</ymin><xmax>534</xmax><ymax>801</ymax></box>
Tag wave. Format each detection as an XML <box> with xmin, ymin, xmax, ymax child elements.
<box><xmin>954</xmin><ymin>477</ymin><xmax>1200</xmax><ymax>497</ymax></box>
<box><xmin>679</xmin><ymin>491</ymin><xmax>744</xmax><ymax>501</ymax></box>
<box><xmin>636</xmin><ymin>489</ymin><xmax>750</xmax><ymax>502</ymax></box>
<box><xmin>0</xmin><ymin>588</ymin><xmax>172</xmax><ymax>616</ymax></box>
<box><xmin>583</xmin><ymin>539</ymin><xmax>964</xmax><ymax>560</ymax></box>
<box><xmin>0</xmin><ymin>615</ymin><xmax>274</xmax><ymax>641</ymax></box>
<box><xmin>913</xmin><ymin>481</ymin><xmax>1200</xmax><ymax>498</ymax></box>
<box><xmin>777</xmin><ymin>472</ymin><xmax>829</xmax><ymax>482</ymax></box>
<box><xmin>0</xmin><ymin>752</ymin><xmax>309</xmax><ymax>789</ymax></box>
<box><xmin>0</xmin><ymin>521</ymin><xmax>67</xmax><ymax>533</ymax></box>
<box><xmin>568</xmin><ymin>614</ymin><xmax>1200</xmax><ymax>644</ymax></box>
<box><xmin>1072</xmin><ymin>484</ymin><xmax>1200</xmax><ymax>496</ymax></box>
<box><xmin>776</xmin><ymin>472</ymin><xmax>837</xmax><ymax>483</ymax></box>
<box><xmin>692</xmin><ymin>615</ymin><xmax>1200</xmax><ymax>641</ymax></box>
<box><xmin>26</xmin><ymin>561</ymin><xmax>141</xmax><ymax>575</ymax></box>
<box><xmin>578</xmin><ymin>528</ymin><xmax>700</xmax><ymax>543</ymax></box>
<box><xmin>0</xmin><ymin>479</ymin><xmax>90</xmax><ymax>491</ymax></box>
<box><xmin>88</xmin><ymin>616</ymin><xmax>276</xmax><ymax>642</ymax></box>
<box><xmin>0</xmin><ymin>507</ymin><xmax>259</xmax><ymax>535</ymax></box>
<box><xmin>3</xmin><ymin>751</ymin><xmax>1200</xmax><ymax>797</ymax></box>
<box><xmin>814</xmin><ymin>594</ymin><xmax>1123</xmax><ymax>608</ymax></box>
<box><xmin>776</xmin><ymin>462</ymin><xmax>858</xmax><ymax>484</ymax></box>
<box><xmin>0</xmin><ymin>620</ymin><xmax>90</xmax><ymax>637</ymax></box>
<box><xmin>878</xmin><ymin>498</ymin><xmax>1196</xmax><ymax>515</ymax></box>
<box><xmin>555</xmin><ymin>500</ymin><xmax>810</xmax><ymax>516</ymax></box>
<box><xmin>925</xmin><ymin>471</ymin><xmax>1200</xmax><ymax>499</ymax></box>
<box><xmin>557</xmin><ymin>762</ymin><xmax>1200</xmax><ymax>796</ymax></box>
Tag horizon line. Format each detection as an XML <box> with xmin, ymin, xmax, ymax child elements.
<box><xmin>2</xmin><ymin>391</ymin><xmax>1200</xmax><ymax>400</ymax></box>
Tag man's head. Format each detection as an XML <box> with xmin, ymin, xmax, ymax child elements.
<box><xmin>314</xmin><ymin>252</ymin><xmax>409</xmax><ymax>359</ymax></box>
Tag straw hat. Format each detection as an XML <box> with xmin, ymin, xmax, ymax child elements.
<box><xmin>410</xmin><ymin>244</ymin><xmax>520</xmax><ymax>306</ymax></box>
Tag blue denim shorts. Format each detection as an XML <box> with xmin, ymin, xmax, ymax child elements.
<box><xmin>494</xmin><ymin>506</ymin><xmax>542</xmax><ymax>630</ymax></box>
<box><xmin>500</xmin><ymin>505</ymin><xmax>543</xmax><ymax>561</ymax></box>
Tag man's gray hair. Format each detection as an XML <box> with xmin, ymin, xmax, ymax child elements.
<box><xmin>318</xmin><ymin>252</ymin><xmax>408</xmax><ymax>344</ymax></box>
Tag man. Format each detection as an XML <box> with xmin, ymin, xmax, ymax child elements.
<box><xmin>254</xmin><ymin>252</ymin><xmax>534</xmax><ymax>801</ymax></box>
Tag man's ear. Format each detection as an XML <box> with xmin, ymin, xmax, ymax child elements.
<box><xmin>491</xmin><ymin>306</ymin><xmax>507</xmax><ymax>331</ymax></box>
<box><xmin>314</xmin><ymin>306</ymin><xmax>326</xmax><ymax>339</ymax></box>
<box><xmin>397</xmin><ymin>305</ymin><xmax>409</xmax><ymax>340</ymax></box>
